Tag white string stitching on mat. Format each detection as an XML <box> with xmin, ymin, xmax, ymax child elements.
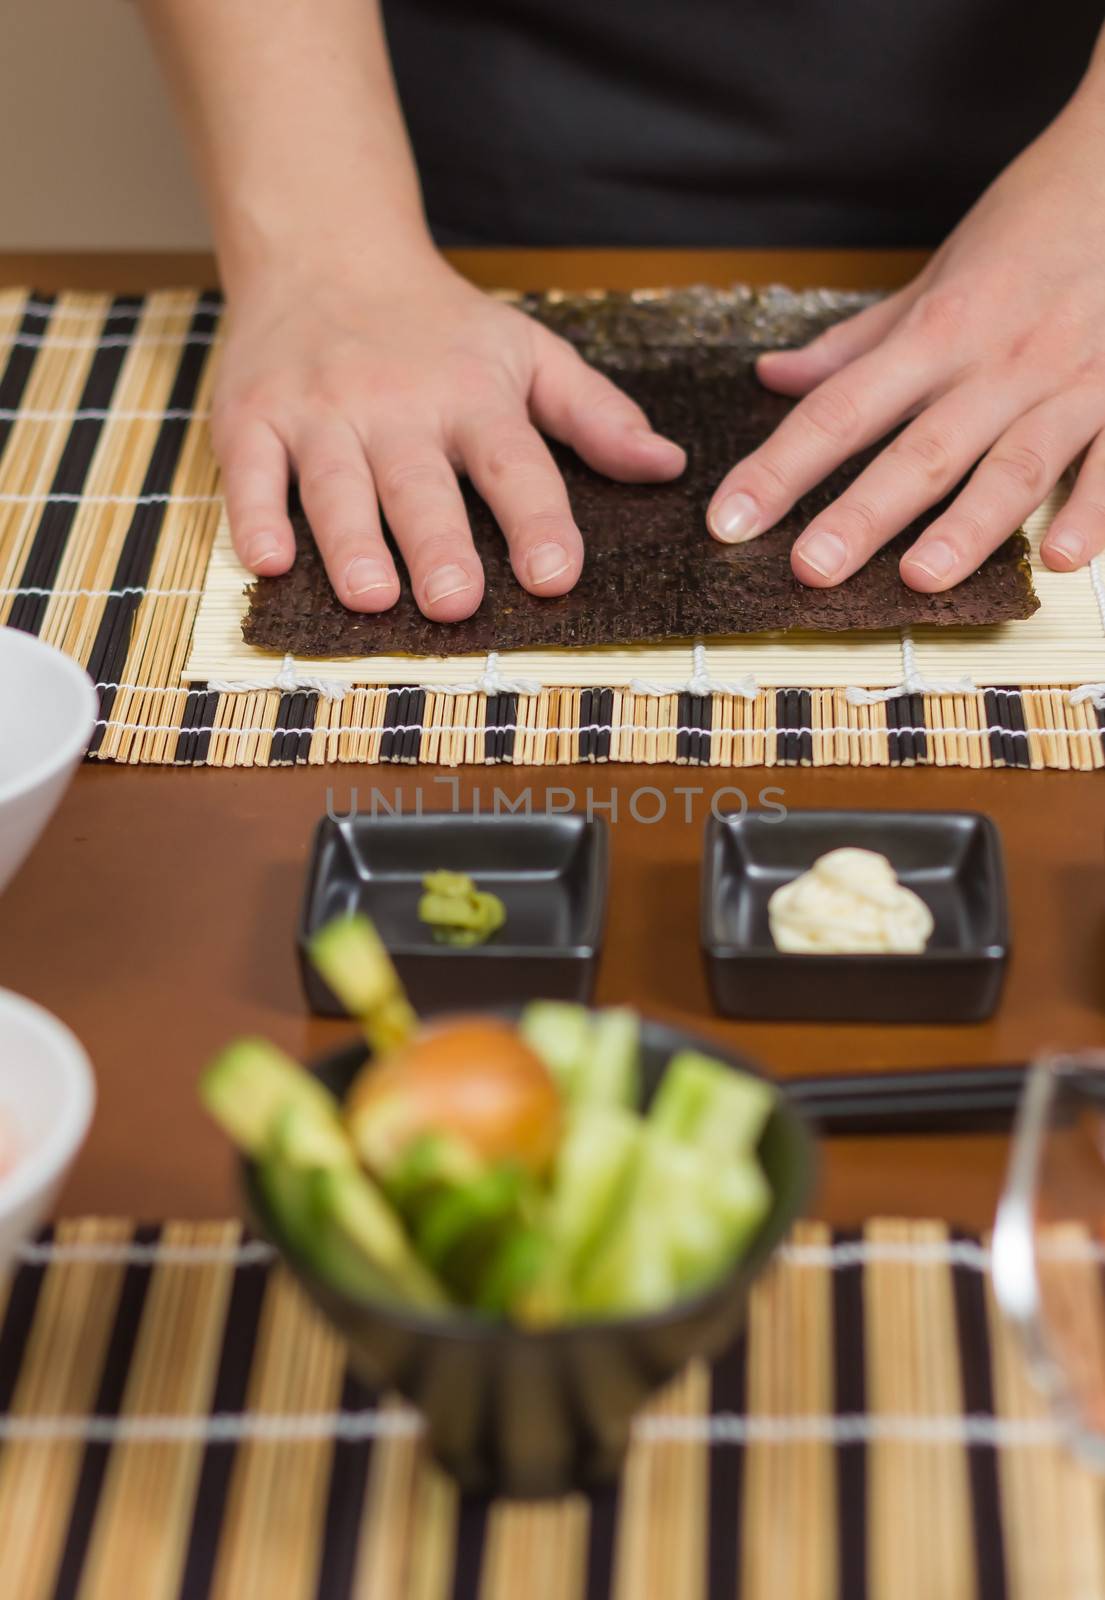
<box><xmin>205</xmin><ymin>651</ymin><xmax>542</xmax><ymax>700</ymax></box>
<box><xmin>845</xmin><ymin>629</ymin><xmax>975</xmax><ymax>705</ymax></box>
<box><xmin>0</xmin><ymin>585</ymin><xmax>203</xmax><ymax>600</ymax></box>
<box><xmin>92</xmin><ymin>716</ymin><xmax>1077</xmax><ymax>741</ymax></box>
<box><xmin>17</xmin><ymin>1238</ymin><xmax>276</xmax><ymax>1267</ymax></box>
<box><xmin>636</xmin><ymin>1414</ymin><xmax>1063</xmax><ymax>1448</ymax></box>
<box><xmin>1068</xmin><ymin>557</ymin><xmax>1105</xmax><ymax>708</ymax></box>
<box><xmin>15</xmin><ymin>296</ymin><xmax>225</xmax><ymax>320</ymax></box>
<box><xmin>0</xmin><ymin>1409</ymin><xmax>1065</xmax><ymax>1448</ymax></box>
<box><xmin>782</xmin><ymin>1236</ymin><xmax>1105</xmax><ymax>1269</ymax></box>
<box><xmin>0</xmin><ymin>408</ymin><xmax>210</xmax><ymax>423</ymax></box>
<box><xmin>630</xmin><ymin>641</ymin><xmax>758</xmax><ymax>699</ymax></box>
<box><xmin>0</xmin><ymin>492</ymin><xmax>220</xmax><ymax>507</ymax></box>
<box><xmin>431</xmin><ymin>650</ymin><xmax>542</xmax><ymax>697</ymax></box>
<box><xmin>0</xmin><ymin>1411</ymin><xmax>422</xmax><ymax>1445</ymax></box>
<box><xmin>2</xmin><ymin>331</ymin><xmax>220</xmax><ymax>352</ymax></box>
<box><xmin>208</xmin><ymin>654</ymin><xmax>351</xmax><ymax>701</ymax></box>
<box><xmin>19</xmin><ymin>1233</ymin><xmax>1100</xmax><ymax>1270</ymax></box>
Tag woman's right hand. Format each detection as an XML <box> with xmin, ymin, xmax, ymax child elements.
<box><xmin>213</xmin><ymin>254</ymin><xmax>686</xmax><ymax>621</ymax></box>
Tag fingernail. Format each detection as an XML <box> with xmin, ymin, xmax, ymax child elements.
<box><xmin>905</xmin><ymin>538</ymin><xmax>956</xmax><ymax>583</ymax></box>
<box><xmin>345</xmin><ymin>557</ymin><xmax>394</xmax><ymax>596</ymax></box>
<box><xmin>709</xmin><ymin>492</ymin><xmax>760</xmax><ymax>543</ymax></box>
<box><xmin>1047</xmin><ymin>527</ymin><xmax>1086</xmax><ymax>567</ymax></box>
<box><xmin>424</xmin><ymin>563</ymin><xmax>474</xmax><ymax>605</ymax></box>
<box><xmin>246</xmin><ymin>536</ymin><xmax>280</xmax><ymax>567</ymax></box>
<box><xmin>633</xmin><ymin>428</ymin><xmax>684</xmax><ymax>460</ymax></box>
<box><xmin>797</xmin><ymin>529</ymin><xmax>847</xmax><ymax>580</ymax></box>
<box><xmin>527</xmin><ymin>542</ymin><xmax>572</xmax><ymax>586</ymax></box>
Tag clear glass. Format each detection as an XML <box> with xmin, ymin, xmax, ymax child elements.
<box><xmin>993</xmin><ymin>1051</ymin><xmax>1105</xmax><ymax>1468</ymax></box>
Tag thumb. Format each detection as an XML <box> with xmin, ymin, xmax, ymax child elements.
<box><xmin>756</xmin><ymin>285</ymin><xmax>918</xmax><ymax>397</ymax></box>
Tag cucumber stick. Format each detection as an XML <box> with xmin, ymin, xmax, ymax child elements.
<box><xmin>573</xmin><ymin>1186</ymin><xmax>677</xmax><ymax>1316</ymax></box>
<box><xmin>634</xmin><ymin>1132</ymin><xmax>771</xmax><ymax>1292</ymax></box>
<box><xmin>547</xmin><ymin>1108</ymin><xmax>641</xmax><ymax>1278</ymax></box>
<box><xmin>519</xmin><ymin>1001</ymin><xmax>592</xmax><ymax>1096</ymax></box>
<box><xmin>519</xmin><ymin>1002</ymin><xmax>641</xmax><ymax>1108</ymax></box>
<box><xmin>649</xmin><ymin>1050</ymin><xmax>774</xmax><ymax>1158</ymax></box>
<box><xmin>513</xmin><ymin>1107</ymin><xmax>641</xmax><ymax>1324</ymax></box>
<box><xmin>572</xmin><ymin>1130</ymin><xmax>770</xmax><ymax>1313</ymax></box>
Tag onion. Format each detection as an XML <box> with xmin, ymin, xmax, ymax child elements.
<box><xmin>346</xmin><ymin>1016</ymin><xmax>562</xmax><ymax>1177</ymax></box>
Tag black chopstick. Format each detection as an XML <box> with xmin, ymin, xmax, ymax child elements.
<box><xmin>785</xmin><ymin>1065</ymin><xmax>1033</xmax><ymax>1136</ymax></box>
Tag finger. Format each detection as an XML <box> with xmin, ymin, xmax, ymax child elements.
<box><xmin>219</xmin><ymin>418</ymin><xmax>296</xmax><ymax>575</ymax></box>
<box><xmin>757</xmin><ymin>286</ymin><xmax>919</xmax><ymax>398</ymax></box>
<box><xmin>370</xmin><ymin>432</ymin><xmax>484</xmax><ymax>621</ymax></box>
<box><xmin>294</xmin><ymin>418</ymin><xmax>400</xmax><ymax>611</ymax></box>
<box><xmin>455</xmin><ymin>411</ymin><xmax>584</xmax><ymax>595</ymax></box>
<box><xmin>899</xmin><ymin>390</ymin><xmax>1103</xmax><ymax>592</ymax></box>
<box><xmin>529</xmin><ymin>334</ymin><xmax>686</xmax><ymax>482</ymax></box>
<box><xmin>1041</xmin><ymin>424</ymin><xmax>1105</xmax><ymax>571</ymax></box>
<box><xmin>707</xmin><ymin>335</ymin><xmax>930</xmax><ymax>545</ymax></box>
<box><xmin>789</xmin><ymin>378</ymin><xmax>1031</xmax><ymax>587</ymax></box>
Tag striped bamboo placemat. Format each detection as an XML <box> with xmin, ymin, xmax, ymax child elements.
<box><xmin>3</xmin><ymin>286</ymin><xmax>1105</xmax><ymax>770</ymax></box>
<box><xmin>1</xmin><ymin>1218</ymin><xmax>1103</xmax><ymax>1599</ymax></box>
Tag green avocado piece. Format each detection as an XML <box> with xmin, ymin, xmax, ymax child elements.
<box><xmin>307</xmin><ymin>1165</ymin><xmax>448</xmax><ymax>1310</ymax></box>
<box><xmin>474</xmin><ymin>1226</ymin><xmax>553</xmax><ymax>1316</ymax></box>
<box><xmin>254</xmin><ymin>1103</ymin><xmax>353</xmax><ymax>1257</ymax></box>
<box><xmin>413</xmin><ymin>1165</ymin><xmax>534</xmax><ymax>1302</ymax></box>
<box><xmin>308</xmin><ymin>914</ymin><xmax>417</xmax><ymax>1051</ymax></box>
<box><xmin>200</xmin><ymin>1037</ymin><xmax>343</xmax><ymax>1156</ymax></box>
<box><xmin>384</xmin><ymin>1132</ymin><xmax>484</xmax><ymax>1206</ymax></box>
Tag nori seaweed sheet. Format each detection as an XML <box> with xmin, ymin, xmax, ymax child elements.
<box><xmin>242</xmin><ymin>287</ymin><xmax>1038</xmax><ymax>656</ymax></box>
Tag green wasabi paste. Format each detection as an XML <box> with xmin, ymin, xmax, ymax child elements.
<box><xmin>418</xmin><ymin>870</ymin><xmax>506</xmax><ymax>947</ymax></box>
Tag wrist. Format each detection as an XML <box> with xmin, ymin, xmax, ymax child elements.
<box><xmin>215</xmin><ymin>194</ymin><xmax>442</xmax><ymax>306</ymax></box>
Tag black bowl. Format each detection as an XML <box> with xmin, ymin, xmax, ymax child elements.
<box><xmin>241</xmin><ymin>1016</ymin><xmax>815</xmax><ymax>1497</ymax></box>
<box><xmin>298</xmin><ymin>812</ymin><xmax>609</xmax><ymax>1016</ymax></box>
<box><xmin>702</xmin><ymin>809</ymin><xmax>1009</xmax><ymax>1022</ymax></box>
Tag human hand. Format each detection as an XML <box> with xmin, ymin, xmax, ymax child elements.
<box><xmin>212</xmin><ymin>255</ymin><xmax>685</xmax><ymax>620</ymax></box>
<box><xmin>707</xmin><ymin>95</ymin><xmax>1105</xmax><ymax>591</ymax></box>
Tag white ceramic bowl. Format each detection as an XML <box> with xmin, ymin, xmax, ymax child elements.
<box><xmin>0</xmin><ymin>989</ymin><xmax>95</xmax><ymax>1274</ymax></box>
<box><xmin>0</xmin><ymin>628</ymin><xmax>98</xmax><ymax>894</ymax></box>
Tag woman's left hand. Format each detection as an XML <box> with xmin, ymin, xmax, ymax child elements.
<box><xmin>707</xmin><ymin>85</ymin><xmax>1105</xmax><ymax>591</ymax></box>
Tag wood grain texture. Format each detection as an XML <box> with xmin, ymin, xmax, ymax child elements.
<box><xmin>0</xmin><ymin>249</ymin><xmax>931</xmax><ymax>295</ymax></box>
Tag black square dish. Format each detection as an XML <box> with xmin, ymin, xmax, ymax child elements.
<box><xmin>701</xmin><ymin>810</ymin><xmax>1008</xmax><ymax>1023</ymax></box>
<box><xmin>299</xmin><ymin>811</ymin><xmax>608</xmax><ymax>1015</ymax></box>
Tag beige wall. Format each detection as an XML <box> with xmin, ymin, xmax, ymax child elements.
<box><xmin>3</xmin><ymin>2</ymin><xmax>211</xmax><ymax>250</ymax></box>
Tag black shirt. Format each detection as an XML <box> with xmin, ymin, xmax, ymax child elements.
<box><xmin>382</xmin><ymin>1</ymin><xmax>1102</xmax><ymax>247</ymax></box>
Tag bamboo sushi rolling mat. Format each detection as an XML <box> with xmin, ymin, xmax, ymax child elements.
<box><xmin>2</xmin><ymin>1217</ymin><xmax>1103</xmax><ymax>1600</ymax></box>
<box><xmin>5</xmin><ymin>286</ymin><xmax>1105</xmax><ymax>771</ymax></box>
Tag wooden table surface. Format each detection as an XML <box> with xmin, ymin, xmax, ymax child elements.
<box><xmin>2</xmin><ymin>249</ymin><xmax>1100</xmax><ymax>1235</ymax></box>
